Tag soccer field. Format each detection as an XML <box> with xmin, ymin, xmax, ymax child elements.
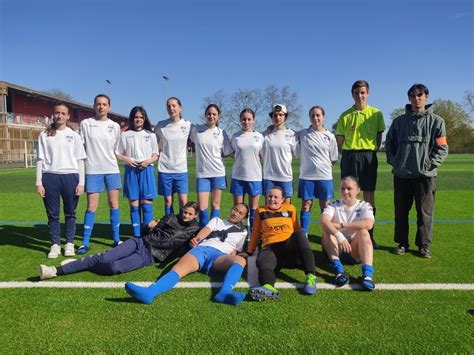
<box><xmin>0</xmin><ymin>154</ymin><xmax>473</xmax><ymax>353</ymax></box>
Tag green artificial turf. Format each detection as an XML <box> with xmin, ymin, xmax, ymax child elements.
<box><xmin>0</xmin><ymin>154</ymin><xmax>473</xmax><ymax>353</ymax></box>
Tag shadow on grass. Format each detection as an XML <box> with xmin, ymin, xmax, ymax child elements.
<box><xmin>0</xmin><ymin>223</ymin><xmax>129</xmax><ymax>256</ymax></box>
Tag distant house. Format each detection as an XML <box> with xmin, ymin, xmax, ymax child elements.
<box><xmin>0</xmin><ymin>81</ymin><xmax>128</xmax><ymax>165</ymax></box>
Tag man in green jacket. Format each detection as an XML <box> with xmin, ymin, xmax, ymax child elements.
<box><xmin>385</xmin><ymin>83</ymin><xmax>448</xmax><ymax>258</ymax></box>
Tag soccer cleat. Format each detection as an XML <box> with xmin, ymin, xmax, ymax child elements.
<box><xmin>303</xmin><ymin>274</ymin><xmax>318</xmax><ymax>295</ymax></box>
<box><xmin>47</xmin><ymin>244</ymin><xmax>61</xmax><ymax>259</ymax></box>
<box><xmin>60</xmin><ymin>259</ymin><xmax>77</xmax><ymax>267</ymax></box>
<box><xmin>248</xmin><ymin>284</ymin><xmax>280</xmax><ymax>301</ymax></box>
<box><xmin>359</xmin><ymin>276</ymin><xmax>375</xmax><ymax>291</ymax></box>
<box><xmin>334</xmin><ymin>272</ymin><xmax>350</xmax><ymax>287</ymax></box>
<box><xmin>419</xmin><ymin>247</ymin><xmax>432</xmax><ymax>259</ymax></box>
<box><xmin>64</xmin><ymin>243</ymin><xmax>75</xmax><ymax>256</ymax></box>
<box><xmin>111</xmin><ymin>241</ymin><xmax>123</xmax><ymax>248</ymax></box>
<box><xmin>77</xmin><ymin>245</ymin><xmax>91</xmax><ymax>255</ymax></box>
<box><xmin>391</xmin><ymin>244</ymin><xmax>408</xmax><ymax>255</ymax></box>
<box><xmin>39</xmin><ymin>265</ymin><xmax>57</xmax><ymax>280</ymax></box>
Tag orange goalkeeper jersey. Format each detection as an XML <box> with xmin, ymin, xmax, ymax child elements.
<box><xmin>247</xmin><ymin>203</ymin><xmax>300</xmax><ymax>253</ymax></box>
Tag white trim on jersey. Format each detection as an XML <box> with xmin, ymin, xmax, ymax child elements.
<box><xmin>261</xmin><ymin>128</ymin><xmax>297</xmax><ymax>182</ymax></box>
<box><xmin>199</xmin><ymin>217</ymin><xmax>246</xmax><ymax>254</ymax></box>
<box><xmin>154</xmin><ymin>118</ymin><xmax>192</xmax><ymax>173</ymax></box>
<box><xmin>116</xmin><ymin>130</ymin><xmax>159</xmax><ymax>163</ymax></box>
<box><xmin>80</xmin><ymin>117</ymin><xmax>121</xmax><ymax>174</ymax></box>
<box><xmin>230</xmin><ymin>131</ymin><xmax>264</xmax><ymax>181</ymax></box>
<box><xmin>296</xmin><ymin>127</ymin><xmax>338</xmax><ymax>180</ymax></box>
<box><xmin>322</xmin><ymin>199</ymin><xmax>374</xmax><ymax>240</ymax></box>
<box><xmin>190</xmin><ymin>124</ymin><xmax>231</xmax><ymax>178</ymax></box>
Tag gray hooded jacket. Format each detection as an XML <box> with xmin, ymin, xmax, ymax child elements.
<box><xmin>385</xmin><ymin>104</ymin><xmax>448</xmax><ymax>178</ymax></box>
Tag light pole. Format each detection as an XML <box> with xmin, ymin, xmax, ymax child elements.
<box><xmin>105</xmin><ymin>79</ymin><xmax>112</xmax><ymax>97</ymax></box>
<box><xmin>162</xmin><ymin>75</ymin><xmax>169</xmax><ymax>116</ymax></box>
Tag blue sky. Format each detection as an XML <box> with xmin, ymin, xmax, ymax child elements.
<box><xmin>1</xmin><ymin>0</ymin><xmax>473</xmax><ymax>128</ymax></box>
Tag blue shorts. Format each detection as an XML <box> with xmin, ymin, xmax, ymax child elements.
<box><xmin>298</xmin><ymin>179</ymin><xmax>333</xmax><ymax>201</ymax></box>
<box><xmin>196</xmin><ymin>176</ymin><xmax>227</xmax><ymax>192</ymax></box>
<box><xmin>187</xmin><ymin>246</ymin><xmax>226</xmax><ymax>274</ymax></box>
<box><xmin>158</xmin><ymin>172</ymin><xmax>188</xmax><ymax>196</ymax></box>
<box><xmin>263</xmin><ymin>179</ymin><xmax>293</xmax><ymax>198</ymax></box>
<box><xmin>230</xmin><ymin>179</ymin><xmax>262</xmax><ymax>197</ymax></box>
<box><xmin>123</xmin><ymin>165</ymin><xmax>157</xmax><ymax>200</ymax></box>
<box><xmin>85</xmin><ymin>173</ymin><xmax>122</xmax><ymax>193</ymax></box>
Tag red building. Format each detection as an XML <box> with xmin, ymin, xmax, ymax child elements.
<box><xmin>0</xmin><ymin>81</ymin><xmax>128</xmax><ymax>165</ymax></box>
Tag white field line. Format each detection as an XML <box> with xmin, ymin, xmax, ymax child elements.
<box><xmin>1</xmin><ymin>281</ymin><xmax>474</xmax><ymax>291</ymax></box>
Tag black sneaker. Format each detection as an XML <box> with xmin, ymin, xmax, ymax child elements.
<box><xmin>391</xmin><ymin>244</ymin><xmax>408</xmax><ymax>255</ymax></box>
<box><xmin>419</xmin><ymin>247</ymin><xmax>432</xmax><ymax>259</ymax></box>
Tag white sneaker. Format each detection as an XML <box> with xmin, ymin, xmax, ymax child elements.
<box><xmin>47</xmin><ymin>244</ymin><xmax>61</xmax><ymax>259</ymax></box>
<box><xmin>64</xmin><ymin>243</ymin><xmax>75</xmax><ymax>256</ymax></box>
<box><xmin>39</xmin><ymin>265</ymin><xmax>57</xmax><ymax>280</ymax></box>
<box><xmin>60</xmin><ymin>259</ymin><xmax>77</xmax><ymax>267</ymax></box>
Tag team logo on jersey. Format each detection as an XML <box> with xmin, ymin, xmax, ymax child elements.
<box><xmin>180</xmin><ymin>125</ymin><xmax>187</xmax><ymax>133</ymax></box>
<box><xmin>253</xmin><ymin>135</ymin><xmax>261</xmax><ymax>142</ymax></box>
<box><xmin>355</xmin><ymin>208</ymin><xmax>362</xmax><ymax>217</ymax></box>
<box><xmin>107</xmin><ymin>124</ymin><xmax>115</xmax><ymax>133</ymax></box>
<box><xmin>144</xmin><ymin>135</ymin><xmax>150</xmax><ymax>142</ymax></box>
<box><xmin>285</xmin><ymin>133</ymin><xmax>292</xmax><ymax>140</ymax></box>
<box><xmin>213</xmin><ymin>131</ymin><xmax>220</xmax><ymax>139</ymax></box>
<box><xmin>282</xmin><ymin>211</ymin><xmax>289</xmax><ymax>217</ymax></box>
<box><xmin>66</xmin><ymin>135</ymin><xmax>73</xmax><ymax>142</ymax></box>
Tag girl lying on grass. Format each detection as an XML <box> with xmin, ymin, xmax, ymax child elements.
<box><xmin>125</xmin><ymin>203</ymin><xmax>249</xmax><ymax>306</ymax></box>
<box><xmin>39</xmin><ymin>202</ymin><xmax>200</xmax><ymax>279</ymax></box>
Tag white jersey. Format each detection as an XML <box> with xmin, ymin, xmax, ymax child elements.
<box><xmin>322</xmin><ymin>199</ymin><xmax>374</xmax><ymax>241</ymax></box>
<box><xmin>261</xmin><ymin>128</ymin><xmax>297</xmax><ymax>182</ymax></box>
<box><xmin>190</xmin><ymin>124</ymin><xmax>232</xmax><ymax>178</ymax></box>
<box><xmin>199</xmin><ymin>217</ymin><xmax>247</xmax><ymax>254</ymax></box>
<box><xmin>296</xmin><ymin>127</ymin><xmax>338</xmax><ymax>180</ymax></box>
<box><xmin>154</xmin><ymin>118</ymin><xmax>192</xmax><ymax>173</ymax></box>
<box><xmin>80</xmin><ymin>117</ymin><xmax>121</xmax><ymax>174</ymax></box>
<box><xmin>230</xmin><ymin>131</ymin><xmax>264</xmax><ymax>181</ymax></box>
<box><xmin>116</xmin><ymin>130</ymin><xmax>159</xmax><ymax>163</ymax></box>
<box><xmin>37</xmin><ymin>127</ymin><xmax>86</xmax><ymax>174</ymax></box>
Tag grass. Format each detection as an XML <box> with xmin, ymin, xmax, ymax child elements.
<box><xmin>0</xmin><ymin>153</ymin><xmax>473</xmax><ymax>353</ymax></box>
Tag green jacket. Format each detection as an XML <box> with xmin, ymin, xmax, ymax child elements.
<box><xmin>385</xmin><ymin>104</ymin><xmax>448</xmax><ymax>178</ymax></box>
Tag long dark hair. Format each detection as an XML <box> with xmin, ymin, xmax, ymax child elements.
<box><xmin>127</xmin><ymin>106</ymin><xmax>152</xmax><ymax>132</ymax></box>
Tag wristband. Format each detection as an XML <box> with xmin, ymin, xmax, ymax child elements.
<box><xmin>335</xmin><ymin>231</ymin><xmax>346</xmax><ymax>243</ymax></box>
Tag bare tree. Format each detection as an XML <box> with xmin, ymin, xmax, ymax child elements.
<box><xmin>202</xmin><ymin>85</ymin><xmax>303</xmax><ymax>134</ymax></box>
<box><xmin>42</xmin><ymin>89</ymin><xmax>74</xmax><ymax>101</ymax></box>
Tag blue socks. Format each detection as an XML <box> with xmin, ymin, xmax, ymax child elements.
<box><xmin>210</xmin><ymin>209</ymin><xmax>220</xmax><ymax>219</ymax></box>
<box><xmin>82</xmin><ymin>211</ymin><xmax>96</xmax><ymax>246</ymax></box>
<box><xmin>199</xmin><ymin>209</ymin><xmax>209</xmax><ymax>227</ymax></box>
<box><xmin>331</xmin><ymin>258</ymin><xmax>345</xmax><ymax>274</ymax></box>
<box><xmin>362</xmin><ymin>264</ymin><xmax>374</xmax><ymax>278</ymax></box>
<box><xmin>213</xmin><ymin>263</ymin><xmax>246</xmax><ymax>305</ymax></box>
<box><xmin>110</xmin><ymin>208</ymin><xmax>120</xmax><ymax>242</ymax></box>
<box><xmin>249</xmin><ymin>209</ymin><xmax>256</xmax><ymax>232</ymax></box>
<box><xmin>142</xmin><ymin>203</ymin><xmax>154</xmax><ymax>226</ymax></box>
<box><xmin>300</xmin><ymin>210</ymin><xmax>311</xmax><ymax>234</ymax></box>
<box><xmin>164</xmin><ymin>205</ymin><xmax>174</xmax><ymax>216</ymax></box>
<box><xmin>125</xmin><ymin>270</ymin><xmax>180</xmax><ymax>304</ymax></box>
<box><xmin>130</xmin><ymin>206</ymin><xmax>141</xmax><ymax>237</ymax></box>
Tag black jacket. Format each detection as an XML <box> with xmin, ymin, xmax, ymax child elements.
<box><xmin>142</xmin><ymin>214</ymin><xmax>200</xmax><ymax>262</ymax></box>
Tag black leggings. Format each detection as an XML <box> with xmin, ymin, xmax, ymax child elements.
<box><xmin>256</xmin><ymin>230</ymin><xmax>315</xmax><ymax>286</ymax></box>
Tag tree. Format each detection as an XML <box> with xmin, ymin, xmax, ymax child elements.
<box><xmin>389</xmin><ymin>99</ymin><xmax>474</xmax><ymax>153</ymax></box>
<box><xmin>202</xmin><ymin>85</ymin><xmax>303</xmax><ymax>133</ymax></box>
<box><xmin>42</xmin><ymin>89</ymin><xmax>74</xmax><ymax>101</ymax></box>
